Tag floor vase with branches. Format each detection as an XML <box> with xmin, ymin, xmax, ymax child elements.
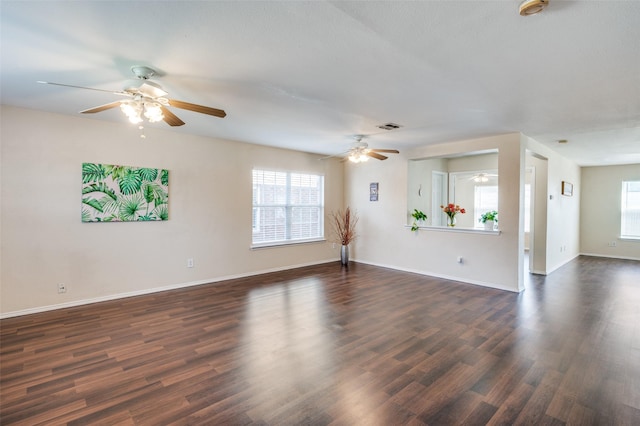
<box><xmin>329</xmin><ymin>207</ymin><xmax>358</xmax><ymax>265</ymax></box>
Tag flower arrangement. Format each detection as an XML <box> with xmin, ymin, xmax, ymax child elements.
<box><xmin>441</xmin><ymin>203</ymin><xmax>465</xmax><ymax>227</ymax></box>
<box><xmin>329</xmin><ymin>207</ymin><xmax>359</xmax><ymax>245</ymax></box>
<box><xmin>410</xmin><ymin>209</ymin><xmax>427</xmax><ymax>231</ymax></box>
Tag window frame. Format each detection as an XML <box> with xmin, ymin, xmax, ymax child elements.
<box><xmin>621</xmin><ymin>180</ymin><xmax>640</xmax><ymax>240</ymax></box>
<box><xmin>473</xmin><ymin>184</ymin><xmax>499</xmax><ymax>229</ymax></box>
<box><xmin>251</xmin><ymin>169</ymin><xmax>325</xmax><ymax>248</ymax></box>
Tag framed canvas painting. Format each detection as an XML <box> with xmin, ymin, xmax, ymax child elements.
<box><xmin>82</xmin><ymin>163</ymin><xmax>169</xmax><ymax>222</ymax></box>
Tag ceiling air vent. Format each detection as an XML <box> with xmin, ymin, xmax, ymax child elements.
<box><xmin>377</xmin><ymin>122</ymin><xmax>403</xmax><ymax>131</ymax></box>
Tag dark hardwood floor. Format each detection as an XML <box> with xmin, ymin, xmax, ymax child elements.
<box><xmin>1</xmin><ymin>256</ymin><xmax>639</xmax><ymax>425</ymax></box>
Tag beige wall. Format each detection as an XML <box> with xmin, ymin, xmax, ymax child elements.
<box><xmin>581</xmin><ymin>164</ymin><xmax>640</xmax><ymax>260</ymax></box>
<box><xmin>0</xmin><ymin>106</ymin><xmax>344</xmax><ymax>317</ymax></box>
<box><xmin>345</xmin><ymin>133</ymin><xmax>526</xmax><ymax>292</ymax></box>
<box><xmin>345</xmin><ymin>132</ymin><xmax>588</xmax><ymax>291</ymax></box>
<box><xmin>2</xmin><ymin>106</ymin><xmax>633</xmax><ymax>317</ymax></box>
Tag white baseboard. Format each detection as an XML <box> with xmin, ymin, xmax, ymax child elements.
<box><xmin>352</xmin><ymin>259</ymin><xmax>521</xmax><ymax>293</ymax></box>
<box><xmin>580</xmin><ymin>252</ymin><xmax>640</xmax><ymax>261</ymax></box>
<box><xmin>545</xmin><ymin>253</ymin><xmax>580</xmax><ymax>275</ymax></box>
<box><xmin>0</xmin><ymin>259</ymin><xmax>337</xmax><ymax>319</ymax></box>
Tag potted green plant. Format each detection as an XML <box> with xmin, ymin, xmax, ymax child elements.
<box><xmin>479</xmin><ymin>210</ymin><xmax>498</xmax><ymax>230</ymax></box>
<box><xmin>410</xmin><ymin>209</ymin><xmax>427</xmax><ymax>231</ymax></box>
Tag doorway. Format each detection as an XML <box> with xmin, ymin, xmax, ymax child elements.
<box><xmin>525</xmin><ymin>151</ymin><xmax>549</xmax><ymax>278</ymax></box>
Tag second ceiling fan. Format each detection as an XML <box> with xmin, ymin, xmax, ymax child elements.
<box><xmin>339</xmin><ymin>135</ymin><xmax>400</xmax><ymax>163</ymax></box>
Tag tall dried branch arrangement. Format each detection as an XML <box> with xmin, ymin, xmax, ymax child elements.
<box><xmin>329</xmin><ymin>207</ymin><xmax>359</xmax><ymax>245</ymax></box>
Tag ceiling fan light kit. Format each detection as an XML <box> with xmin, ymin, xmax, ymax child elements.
<box><xmin>120</xmin><ymin>99</ymin><xmax>164</xmax><ymax>124</ymax></box>
<box><xmin>519</xmin><ymin>0</ymin><xmax>549</xmax><ymax>16</ymax></box>
<box><xmin>348</xmin><ymin>149</ymin><xmax>370</xmax><ymax>163</ymax></box>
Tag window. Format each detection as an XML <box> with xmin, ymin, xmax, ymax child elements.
<box><xmin>474</xmin><ymin>185</ymin><xmax>498</xmax><ymax>229</ymax></box>
<box><xmin>621</xmin><ymin>181</ymin><xmax>640</xmax><ymax>238</ymax></box>
<box><xmin>252</xmin><ymin>169</ymin><xmax>324</xmax><ymax>246</ymax></box>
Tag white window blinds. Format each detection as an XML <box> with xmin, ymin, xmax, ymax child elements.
<box><xmin>621</xmin><ymin>181</ymin><xmax>640</xmax><ymax>238</ymax></box>
<box><xmin>252</xmin><ymin>170</ymin><xmax>324</xmax><ymax>245</ymax></box>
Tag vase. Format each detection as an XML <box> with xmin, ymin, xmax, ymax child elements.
<box><xmin>484</xmin><ymin>220</ymin><xmax>494</xmax><ymax>231</ymax></box>
<box><xmin>340</xmin><ymin>244</ymin><xmax>349</xmax><ymax>265</ymax></box>
<box><xmin>447</xmin><ymin>215</ymin><xmax>456</xmax><ymax>227</ymax></box>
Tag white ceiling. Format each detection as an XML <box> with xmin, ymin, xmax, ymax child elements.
<box><xmin>1</xmin><ymin>1</ymin><xmax>639</xmax><ymax>166</ymax></box>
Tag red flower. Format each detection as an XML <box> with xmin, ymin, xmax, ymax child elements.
<box><xmin>441</xmin><ymin>203</ymin><xmax>466</xmax><ymax>215</ymax></box>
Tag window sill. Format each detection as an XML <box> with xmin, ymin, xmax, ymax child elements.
<box><xmin>251</xmin><ymin>238</ymin><xmax>326</xmax><ymax>250</ymax></box>
<box><xmin>619</xmin><ymin>236</ymin><xmax>640</xmax><ymax>242</ymax></box>
<box><xmin>405</xmin><ymin>225</ymin><xmax>501</xmax><ymax>235</ymax></box>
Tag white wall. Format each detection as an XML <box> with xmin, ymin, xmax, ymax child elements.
<box><xmin>581</xmin><ymin>164</ymin><xmax>640</xmax><ymax>260</ymax></box>
<box><xmin>0</xmin><ymin>106</ymin><xmax>344</xmax><ymax>317</ymax></box>
<box><xmin>345</xmin><ymin>133</ymin><xmax>525</xmax><ymax>292</ymax></box>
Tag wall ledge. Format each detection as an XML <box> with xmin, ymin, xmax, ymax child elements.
<box><xmin>404</xmin><ymin>225</ymin><xmax>501</xmax><ymax>235</ymax></box>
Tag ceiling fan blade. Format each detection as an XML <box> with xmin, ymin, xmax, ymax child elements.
<box><xmin>80</xmin><ymin>101</ymin><xmax>123</xmax><ymax>114</ymax></box>
<box><xmin>370</xmin><ymin>149</ymin><xmax>399</xmax><ymax>154</ymax></box>
<box><xmin>367</xmin><ymin>152</ymin><xmax>388</xmax><ymax>161</ymax></box>
<box><xmin>168</xmin><ymin>99</ymin><xmax>226</xmax><ymax>118</ymax></box>
<box><xmin>38</xmin><ymin>81</ymin><xmax>129</xmax><ymax>96</ymax></box>
<box><xmin>160</xmin><ymin>106</ymin><xmax>185</xmax><ymax>127</ymax></box>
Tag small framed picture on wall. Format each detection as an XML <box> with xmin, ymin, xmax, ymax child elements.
<box><xmin>562</xmin><ymin>181</ymin><xmax>573</xmax><ymax>196</ymax></box>
<box><xmin>370</xmin><ymin>182</ymin><xmax>379</xmax><ymax>201</ymax></box>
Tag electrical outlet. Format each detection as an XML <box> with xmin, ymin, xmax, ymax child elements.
<box><xmin>57</xmin><ymin>283</ymin><xmax>66</xmax><ymax>294</ymax></box>
<box><xmin>187</xmin><ymin>258</ymin><xmax>194</xmax><ymax>268</ymax></box>
<box><xmin>457</xmin><ymin>256</ymin><xmax>463</xmax><ymax>264</ymax></box>
<box><xmin>332</xmin><ymin>243</ymin><xmax>336</xmax><ymax>249</ymax></box>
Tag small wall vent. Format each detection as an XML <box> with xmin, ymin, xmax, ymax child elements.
<box><xmin>377</xmin><ymin>122</ymin><xmax>403</xmax><ymax>131</ymax></box>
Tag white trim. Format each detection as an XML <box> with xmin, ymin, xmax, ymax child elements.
<box><xmin>251</xmin><ymin>238</ymin><xmax>326</xmax><ymax>250</ymax></box>
<box><xmin>352</xmin><ymin>259</ymin><xmax>520</xmax><ymax>293</ymax></box>
<box><xmin>619</xmin><ymin>236</ymin><xmax>640</xmax><ymax>242</ymax></box>
<box><xmin>405</xmin><ymin>225</ymin><xmax>501</xmax><ymax>236</ymax></box>
<box><xmin>580</xmin><ymin>252</ymin><xmax>640</xmax><ymax>261</ymax></box>
<box><xmin>544</xmin><ymin>253</ymin><xmax>580</xmax><ymax>274</ymax></box>
<box><xmin>0</xmin><ymin>258</ymin><xmax>337</xmax><ymax>319</ymax></box>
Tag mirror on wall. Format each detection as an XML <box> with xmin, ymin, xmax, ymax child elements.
<box><xmin>407</xmin><ymin>150</ymin><xmax>499</xmax><ymax>229</ymax></box>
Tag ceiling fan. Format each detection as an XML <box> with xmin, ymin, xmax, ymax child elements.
<box><xmin>468</xmin><ymin>172</ymin><xmax>498</xmax><ymax>182</ymax></box>
<box><xmin>323</xmin><ymin>135</ymin><xmax>400</xmax><ymax>163</ymax></box>
<box><xmin>38</xmin><ymin>66</ymin><xmax>226</xmax><ymax>127</ymax></box>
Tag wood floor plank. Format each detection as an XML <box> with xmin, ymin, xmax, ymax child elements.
<box><xmin>1</xmin><ymin>256</ymin><xmax>639</xmax><ymax>424</ymax></box>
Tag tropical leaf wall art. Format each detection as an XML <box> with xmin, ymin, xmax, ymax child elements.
<box><xmin>82</xmin><ymin>163</ymin><xmax>169</xmax><ymax>222</ymax></box>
